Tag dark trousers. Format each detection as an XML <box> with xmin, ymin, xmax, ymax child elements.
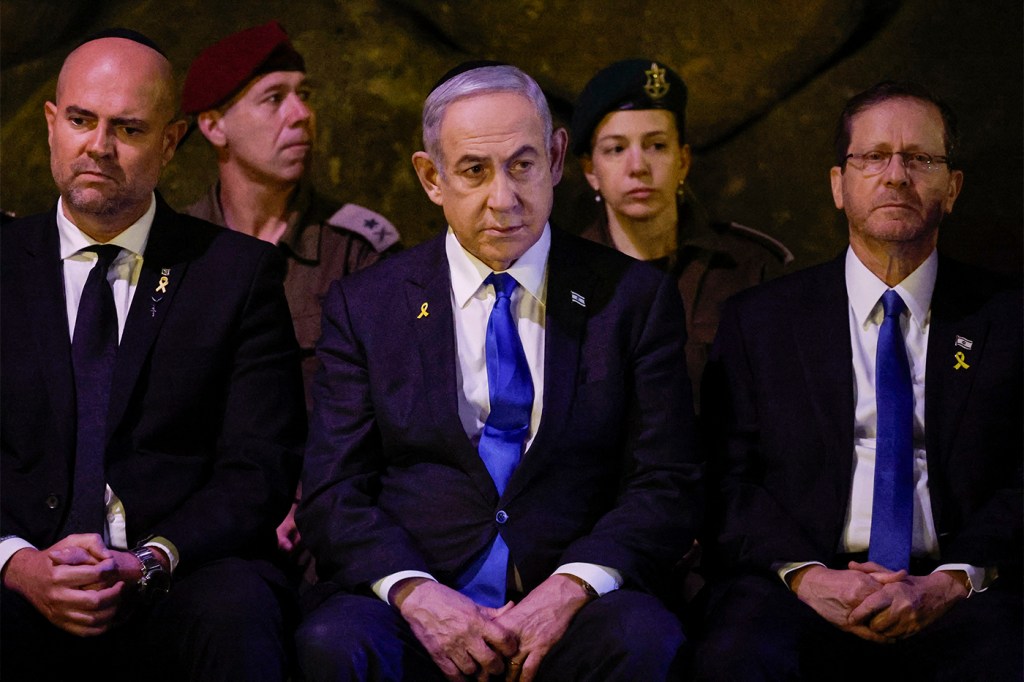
<box><xmin>1</xmin><ymin>557</ymin><xmax>297</xmax><ymax>682</ymax></box>
<box><xmin>296</xmin><ymin>587</ymin><xmax>688</xmax><ymax>681</ymax></box>
<box><xmin>694</xmin><ymin>573</ymin><xmax>1023</xmax><ymax>681</ymax></box>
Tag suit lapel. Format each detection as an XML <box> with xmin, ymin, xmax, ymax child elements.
<box><xmin>106</xmin><ymin>198</ymin><xmax>190</xmax><ymax>434</ymax></box>
<box><xmin>403</xmin><ymin>235</ymin><xmax>494</xmax><ymax>499</ymax></box>
<box><xmin>18</xmin><ymin>211</ymin><xmax>77</xmax><ymax>458</ymax></box>
<box><xmin>924</xmin><ymin>258</ymin><xmax>988</xmax><ymax>528</ymax></box>
<box><xmin>504</xmin><ymin>230</ymin><xmax>590</xmax><ymax>501</ymax></box>
<box><xmin>791</xmin><ymin>256</ymin><xmax>857</xmax><ymax>510</ymax></box>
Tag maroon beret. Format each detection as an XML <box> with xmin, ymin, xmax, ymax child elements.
<box><xmin>181</xmin><ymin>21</ymin><xmax>305</xmax><ymax>115</ymax></box>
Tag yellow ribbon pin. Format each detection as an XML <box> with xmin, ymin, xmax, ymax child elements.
<box><xmin>155</xmin><ymin>275</ymin><xmax>169</xmax><ymax>294</ymax></box>
<box><xmin>953</xmin><ymin>351</ymin><xmax>970</xmax><ymax>370</ymax></box>
<box><xmin>417</xmin><ymin>302</ymin><xmax>429</xmax><ymax>319</ymax></box>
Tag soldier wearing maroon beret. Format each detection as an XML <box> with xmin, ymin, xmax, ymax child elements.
<box><xmin>181</xmin><ymin>21</ymin><xmax>401</xmax><ymax>587</ymax></box>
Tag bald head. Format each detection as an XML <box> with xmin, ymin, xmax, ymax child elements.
<box><xmin>46</xmin><ymin>36</ymin><xmax>187</xmax><ymax>240</ymax></box>
<box><xmin>57</xmin><ymin>37</ymin><xmax>179</xmax><ymax>123</ymax></box>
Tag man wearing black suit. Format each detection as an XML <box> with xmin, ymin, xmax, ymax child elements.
<box><xmin>696</xmin><ymin>82</ymin><xmax>1022</xmax><ymax>680</ymax></box>
<box><xmin>0</xmin><ymin>31</ymin><xmax>305</xmax><ymax>680</ymax></box>
<box><xmin>295</xmin><ymin>63</ymin><xmax>700</xmax><ymax>681</ymax></box>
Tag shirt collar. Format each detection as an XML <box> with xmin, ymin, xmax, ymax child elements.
<box><xmin>56</xmin><ymin>193</ymin><xmax>155</xmax><ymax>260</ymax></box>
<box><xmin>446</xmin><ymin>223</ymin><xmax>550</xmax><ymax>308</ymax></box>
<box><xmin>845</xmin><ymin>246</ymin><xmax>938</xmax><ymax>332</ymax></box>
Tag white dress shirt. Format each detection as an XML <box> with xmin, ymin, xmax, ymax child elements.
<box><xmin>372</xmin><ymin>226</ymin><xmax>622</xmax><ymax>604</ymax></box>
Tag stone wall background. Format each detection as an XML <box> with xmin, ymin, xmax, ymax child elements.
<box><xmin>2</xmin><ymin>0</ymin><xmax>1021</xmax><ymax>275</ymax></box>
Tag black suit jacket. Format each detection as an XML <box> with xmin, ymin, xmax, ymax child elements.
<box><xmin>298</xmin><ymin>228</ymin><xmax>701</xmax><ymax>595</ymax></box>
<box><xmin>703</xmin><ymin>252</ymin><xmax>1022</xmax><ymax>578</ymax></box>
<box><xmin>1</xmin><ymin>196</ymin><xmax>306</xmax><ymax>570</ymax></box>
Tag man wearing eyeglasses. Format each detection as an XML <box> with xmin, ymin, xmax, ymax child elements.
<box><xmin>696</xmin><ymin>81</ymin><xmax>1021</xmax><ymax>680</ymax></box>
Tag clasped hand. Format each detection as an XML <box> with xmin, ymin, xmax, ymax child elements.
<box><xmin>791</xmin><ymin>561</ymin><xmax>968</xmax><ymax>643</ymax></box>
<box><xmin>395</xmin><ymin>574</ymin><xmax>593</xmax><ymax>681</ymax></box>
<box><xmin>2</xmin><ymin>533</ymin><xmax>144</xmax><ymax>636</ymax></box>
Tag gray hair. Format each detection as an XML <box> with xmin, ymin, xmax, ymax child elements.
<box><xmin>422</xmin><ymin>65</ymin><xmax>553</xmax><ymax>170</ymax></box>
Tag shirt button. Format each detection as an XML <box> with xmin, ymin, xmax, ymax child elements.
<box><xmin>495</xmin><ymin>510</ymin><xmax>509</xmax><ymax>524</ymax></box>
<box><xmin>45</xmin><ymin>494</ymin><xmax>61</xmax><ymax>509</ymax></box>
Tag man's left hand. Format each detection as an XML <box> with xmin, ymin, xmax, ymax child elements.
<box><xmin>847</xmin><ymin>563</ymin><xmax>968</xmax><ymax>639</ymax></box>
<box><xmin>495</xmin><ymin>574</ymin><xmax>594</xmax><ymax>682</ymax></box>
<box><xmin>276</xmin><ymin>501</ymin><xmax>302</xmax><ymax>555</ymax></box>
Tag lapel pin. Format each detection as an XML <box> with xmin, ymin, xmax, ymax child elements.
<box><xmin>955</xmin><ymin>335</ymin><xmax>973</xmax><ymax>350</ymax></box>
<box><xmin>571</xmin><ymin>291</ymin><xmax>586</xmax><ymax>308</ymax></box>
<box><xmin>155</xmin><ymin>268</ymin><xmax>170</xmax><ymax>294</ymax></box>
<box><xmin>151</xmin><ymin>268</ymin><xmax>171</xmax><ymax>316</ymax></box>
<box><xmin>417</xmin><ymin>302</ymin><xmax>430</xmax><ymax>319</ymax></box>
<box><xmin>953</xmin><ymin>352</ymin><xmax>970</xmax><ymax>370</ymax></box>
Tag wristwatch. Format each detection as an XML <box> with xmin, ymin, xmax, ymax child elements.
<box><xmin>131</xmin><ymin>546</ymin><xmax>171</xmax><ymax>598</ymax></box>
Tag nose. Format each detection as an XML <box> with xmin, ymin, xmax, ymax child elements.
<box><xmin>882</xmin><ymin>152</ymin><xmax>911</xmax><ymax>186</ymax></box>
<box><xmin>626</xmin><ymin>146</ymin><xmax>649</xmax><ymax>176</ymax></box>
<box><xmin>285</xmin><ymin>92</ymin><xmax>313</xmax><ymax>126</ymax></box>
<box><xmin>487</xmin><ymin>170</ymin><xmax>518</xmax><ymax>213</ymax></box>
<box><xmin>86</xmin><ymin>122</ymin><xmax>115</xmax><ymax>156</ymax></box>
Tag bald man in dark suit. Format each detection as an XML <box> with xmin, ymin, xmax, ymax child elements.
<box><xmin>1</xmin><ymin>30</ymin><xmax>305</xmax><ymax>680</ymax></box>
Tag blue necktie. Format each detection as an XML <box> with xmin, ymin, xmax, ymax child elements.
<box><xmin>457</xmin><ymin>272</ymin><xmax>534</xmax><ymax>607</ymax></box>
<box><xmin>65</xmin><ymin>245</ymin><xmax>121</xmax><ymax>535</ymax></box>
<box><xmin>868</xmin><ymin>290</ymin><xmax>914</xmax><ymax>571</ymax></box>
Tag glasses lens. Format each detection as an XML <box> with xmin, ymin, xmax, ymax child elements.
<box><xmin>862</xmin><ymin>151</ymin><xmax>889</xmax><ymax>173</ymax></box>
<box><xmin>906</xmin><ymin>153</ymin><xmax>934</xmax><ymax>171</ymax></box>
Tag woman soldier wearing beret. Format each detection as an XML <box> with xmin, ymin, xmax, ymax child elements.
<box><xmin>572</xmin><ymin>59</ymin><xmax>793</xmax><ymax>410</ymax></box>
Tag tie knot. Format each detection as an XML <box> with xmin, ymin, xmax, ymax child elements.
<box><xmin>84</xmin><ymin>244</ymin><xmax>122</xmax><ymax>271</ymax></box>
<box><xmin>486</xmin><ymin>272</ymin><xmax>518</xmax><ymax>301</ymax></box>
<box><xmin>881</xmin><ymin>289</ymin><xmax>907</xmax><ymax>320</ymax></box>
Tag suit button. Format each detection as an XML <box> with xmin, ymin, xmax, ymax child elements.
<box><xmin>45</xmin><ymin>494</ymin><xmax>60</xmax><ymax>509</ymax></box>
<box><xmin>495</xmin><ymin>510</ymin><xmax>509</xmax><ymax>524</ymax></box>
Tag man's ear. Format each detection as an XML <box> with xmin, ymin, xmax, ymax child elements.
<box><xmin>548</xmin><ymin>127</ymin><xmax>568</xmax><ymax>186</ymax></box>
<box><xmin>829</xmin><ymin>166</ymin><xmax>845</xmax><ymax>210</ymax></box>
<box><xmin>412</xmin><ymin>151</ymin><xmax>444</xmax><ymax>207</ymax></box>
<box><xmin>44</xmin><ymin>101</ymin><xmax>57</xmax><ymax>151</ymax></box>
<box><xmin>196</xmin><ymin>110</ymin><xmax>227</xmax><ymax>148</ymax></box>
<box><xmin>943</xmin><ymin>169</ymin><xmax>964</xmax><ymax>214</ymax></box>
<box><xmin>161</xmin><ymin>119</ymin><xmax>189</xmax><ymax>166</ymax></box>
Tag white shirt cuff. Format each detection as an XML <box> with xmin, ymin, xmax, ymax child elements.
<box><xmin>933</xmin><ymin>563</ymin><xmax>989</xmax><ymax>596</ymax></box>
<box><xmin>775</xmin><ymin>560</ymin><xmax>826</xmax><ymax>587</ymax></box>
<box><xmin>0</xmin><ymin>537</ymin><xmax>37</xmax><ymax>577</ymax></box>
<box><xmin>372</xmin><ymin>570</ymin><xmax>438</xmax><ymax>604</ymax></box>
<box><xmin>553</xmin><ymin>562</ymin><xmax>622</xmax><ymax>596</ymax></box>
<box><xmin>144</xmin><ymin>537</ymin><xmax>179</xmax><ymax>573</ymax></box>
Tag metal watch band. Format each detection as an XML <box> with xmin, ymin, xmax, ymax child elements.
<box><xmin>131</xmin><ymin>545</ymin><xmax>170</xmax><ymax>596</ymax></box>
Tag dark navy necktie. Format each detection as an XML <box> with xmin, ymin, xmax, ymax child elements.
<box><xmin>65</xmin><ymin>244</ymin><xmax>121</xmax><ymax>535</ymax></box>
<box><xmin>457</xmin><ymin>272</ymin><xmax>534</xmax><ymax>607</ymax></box>
<box><xmin>868</xmin><ymin>289</ymin><xmax>914</xmax><ymax>571</ymax></box>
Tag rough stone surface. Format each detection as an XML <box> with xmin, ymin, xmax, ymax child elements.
<box><xmin>2</xmin><ymin>0</ymin><xmax>1020</xmax><ymax>275</ymax></box>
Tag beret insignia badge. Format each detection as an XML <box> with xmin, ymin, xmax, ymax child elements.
<box><xmin>643</xmin><ymin>62</ymin><xmax>670</xmax><ymax>100</ymax></box>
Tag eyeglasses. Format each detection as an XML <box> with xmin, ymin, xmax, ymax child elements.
<box><xmin>844</xmin><ymin>150</ymin><xmax>949</xmax><ymax>175</ymax></box>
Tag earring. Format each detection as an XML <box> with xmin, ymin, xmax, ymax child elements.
<box><xmin>676</xmin><ymin>179</ymin><xmax>685</xmax><ymax>197</ymax></box>
<box><xmin>594</xmin><ymin>190</ymin><xmax>603</xmax><ymax>203</ymax></box>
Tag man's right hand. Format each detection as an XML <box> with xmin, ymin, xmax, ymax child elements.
<box><xmin>788</xmin><ymin>562</ymin><xmax>905</xmax><ymax>643</ymax></box>
<box><xmin>1</xmin><ymin>534</ymin><xmax>126</xmax><ymax>636</ymax></box>
<box><xmin>393</xmin><ymin>578</ymin><xmax>518</xmax><ymax>681</ymax></box>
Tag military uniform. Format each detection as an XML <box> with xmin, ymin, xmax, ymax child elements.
<box><xmin>581</xmin><ymin>191</ymin><xmax>791</xmax><ymax>410</ymax></box>
<box><xmin>571</xmin><ymin>58</ymin><xmax>793</xmax><ymax>410</ymax></box>
<box><xmin>186</xmin><ymin>182</ymin><xmax>400</xmax><ymax>407</ymax></box>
